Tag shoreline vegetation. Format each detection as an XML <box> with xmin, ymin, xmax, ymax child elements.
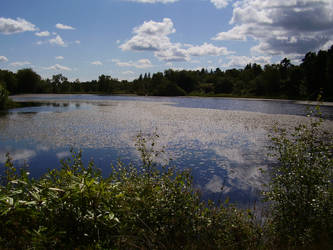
<box><xmin>0</xmin><ymin>47</ymin><xmax>332</xmax><ymax>248</ymax></box>
<box><xmin>0</xmin><ymin>106</ymin><xmax>332</xmax><ymax>249</ymax></box>
<box><xmin>1</xmin><ymin>46</ymin><xmax>333</xmax><ymax>111</ymax></box>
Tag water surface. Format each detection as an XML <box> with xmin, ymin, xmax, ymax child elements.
<box><xmin>1</xmin><ymin>94</ymin><xmax>332</xmax><ymax>205</ymax></box>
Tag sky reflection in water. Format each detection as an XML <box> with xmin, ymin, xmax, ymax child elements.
<box><xmin>1</xmin><ymin>95</ymin><xmax>332</xmax><ymax>206</ymax></box>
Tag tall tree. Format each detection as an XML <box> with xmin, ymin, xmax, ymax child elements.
<box><xmin>16</xmin><ymin>68</ymin><xmax>41</xmax><ymax>93</ymax></box>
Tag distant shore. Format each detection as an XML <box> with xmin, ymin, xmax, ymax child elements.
<box><xmin>10</xmin><ymin>93</ymin><xmax>333</xmax><ymax>107</ymax></box>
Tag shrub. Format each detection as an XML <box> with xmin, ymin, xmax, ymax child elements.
<box><xmin>263</xmin><ymin>106</ymin><xmax>333</xmax><ymax>248</ymax></box>
<box><xmin>0</xmin><ymin>133</ymin><xmax>261</xmax><ymax>249</ymax></box>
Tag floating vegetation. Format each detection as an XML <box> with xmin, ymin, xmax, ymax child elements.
<box><xmin>1</xmin><ymin>96</ymin><xmax>332</xmax><ymax>203</ymax></box>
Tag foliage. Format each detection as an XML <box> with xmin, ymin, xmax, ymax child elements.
<box><xmin>16</xmin><ymin>68</ymin><xmax>42</xmax><ymax>93</ymax></box>
<box><xmin>0</xmin><ymin>83</ymin><xmax>9</xmax><ymax>109</ymax></box>
<box><xmin>0</xmin><ymin>134</ymin><xmax>261</xmax><ymax>249</ymax></box>
<box><xmin>0</xmin><ymin>45</ymin><xmax>332</xmax><ymax>99</ymax></box>
<box><xmin>263</xmin><ymin>105</ymin><xmax>333</xmax><ymax>248</ymax></box>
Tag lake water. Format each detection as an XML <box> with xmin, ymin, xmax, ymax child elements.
<box><xmin>1</xmin><ymin>94</ymin><xmax>332</xmax><ymax>206</ymax></box>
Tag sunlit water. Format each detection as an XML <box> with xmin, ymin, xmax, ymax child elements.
<box><xmin>1</xmin><ymin>94</ymin><xmax>332</xmax><ymax>206</ymax></box>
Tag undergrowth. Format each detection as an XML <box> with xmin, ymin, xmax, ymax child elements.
<box><xmin>0</xmin><ymin>133</ymin><xmax>261</xmax><ymax>249</ymax></box>
<box><xmin>0</xmin><ymin>107</ymin><xmax>332</xmax><ymax>249</ymax></box>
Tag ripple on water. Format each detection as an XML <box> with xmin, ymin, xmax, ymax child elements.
<box><xmin>1</xmin><ymin>99</ymin><xmax>332</xmax><ymax>204</ymax></box>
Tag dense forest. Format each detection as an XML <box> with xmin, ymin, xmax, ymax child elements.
<box><xmin>1</xmin><ymin>46</ymin><xmax>332</xmax><ymax>103</ymax></box>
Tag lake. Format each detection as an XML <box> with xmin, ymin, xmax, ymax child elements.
<box><xmin>1</xmin><ymin>94</ymin><xmax>333</xmax><ymax>206</ymax></box>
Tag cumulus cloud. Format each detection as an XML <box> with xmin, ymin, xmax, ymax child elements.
<box><xmin>0</xmin><ymin>56</ymin><xmax>8</xmax><ymax>62</ymax></box>
<box><xmin>125</xmin><ymin>0</ymin><xmax>178</xmax><ymax>3</ymax></box>
<box><xmin>10</xmin><ymin>61</ymin><xmax>31</xmax><ymax>67</ymax></box>
<box><xmin>121</xmin><ymin>18</ymin><xmax>233</xmax><ymax>62</ymax></box>
<box><xmin>0</xmin><ymin>17</ymin><xmax>37</xmax><ymax>34</ymax></box>
<box><xmin>113</xmin><ymin>58</ymin><xmax>153</xmax><ymax>68</ymax></box>
<box><xmin>187</xmin><ymin>43</ymin><xmax>232</xmax><ymax>56</ymax></box>
<box><xmin>49</xmin><ymin>35</ymin><xmax>66</xmax><ymax>47</ymax></box>
<box><xmin>223</xmin><ymin>55</ymin><xmax>271</xmax><ymax>68</ymax></box>
<box><xmin>213</xmin><ymin>0</ymin><xmax>333</xmax><ymax>56</ymax></box>
<box><xmin>35</xmin><ymin>31</ymin><xmax>50</xmax><ymax>37</ymax></box>
<box><xmin>45</xmin><ymin>64</ymin><xmax>71</xmax><ymax>71</ymax></box>
<box><xmin>55</xmin><ymin>56</ymin><xmax>64</xmax><ymax>60</ymax></box>
<box><xmin>120</xmin><ymin>18</ymin><xmax>175</xmax><ymax>52</ymax></box>
<box><xmin>210</xmin><ymin>0</ymin><xmax>231</xmax><ymax>9</ymax></box>
<box><xmin>55</xmin><ymin>23</ymin><xmax>75</xmax><ymax>30</ymax></box>
<box><xmin>91</xmin><ymin>61</ymin><xmax>103</xmax><ymax>65</ymax></box>
<box><xmin>154</xmin><ymin>44</ymin><xmax>190</xmax><ymax>61</ymax></box>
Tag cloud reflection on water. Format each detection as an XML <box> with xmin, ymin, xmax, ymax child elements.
<box><xmin>1</xmin><ymin>98</ymin><xmax>332</xmax><ymax>204</ymax></box>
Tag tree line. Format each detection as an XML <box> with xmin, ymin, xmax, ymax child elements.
<box><xmin>1</xmin><ymin>45</ymin><xmax>332</xmax><ymax>102</ymax></box>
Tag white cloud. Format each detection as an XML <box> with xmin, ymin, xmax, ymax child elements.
<box><xmin>210</xmin><ymin>0</ymin><xmax>231</xmax><ymax>9</ymax></box>
<box><xmin>122</xmin><ymin>70</ymin><xmax>135</xmax><ymax>75</ymax></box>
<box><xmin>55</xmin><ymin>56</ymin><xmax>64</xmax><ymax>60</ymax></box>
<box><xmin>187</xmin><ymin>42</ymin><xmax>233</xmax><ymax>56</ymax></box>
<box><xmin>55</xmin><ymin>23</ymin><xmax>75</xmax><ymax>30</ymax></box>
<box><xmin>120</xmin><ymin>18</ymin><xmax>175</xmax><ymax>52</ymax></box>
<box><xmin>91</xmin><ymin>61</ymin><xmax>103</xmax><ymax>65</ymax></box>
<box><xmin>125</xmin><ymin>0</ymin><xmax>178</xmax><ymax>3</ymax></box>
<box><xmin>154</xmin><ymin>44</ymin><xmax>190</xmax><ymax>61</ymax></box>
<box><xmin>121</xmin><ymin>18</ymin><xmax>233</xmax><ymax>62</ymax></box>
<box><xmin>10</xmin><ymin>61</ymin><xmax>31</xmax><ymax>67</ymax></box>
<box><xmin>213</xmin><ymin>0</ymin><xmax>333</xmax><ymax>56</ymax></box>
<box><xmin>45</xmin><ymin>64</ymin><xmax>71</xmax><ymax>71</ymax></box>
<box><xmin>223</xmin><ymin>55</ymin><xmax>271</xmax><ymax>68</ymax></box>
<box><xmin>113</xmin><ymin>58</ymin><xmax>153</xmax><ymax>68</ymax></box>
<box><xmin>0</xmin><ymin>56</ymin><xmax>8</xmax><ymax>62</ymax></box>
<box><xmin>321</xmin><ymin>40</ymin><xmax>333</xmax><ymax>50</ymax></box>
<box><xmin>49</xmin><ymin>35</ymin><xmax>66</xmax><ymax>47</ymax></box>
<box><xmin>35</xmin><ymin>31</ymin><xmax>50</xmax><ymax>37</ymax></box>
<box><xmin>74</xmin><ymin>40</ymin><xmax>80</xmax><ymax>44</ymax></box>
<box><xmin>0</xmin><ymin>17</ymin><xmax>37</xmax><ymax>34</ymax></box>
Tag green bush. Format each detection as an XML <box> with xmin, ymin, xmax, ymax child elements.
<box><xmin>2</xmin><ymin>107</ymin><xmax>330</xmax><ymax>249</ymax></box>
<box><xmin>0</xmin><ymin>83</ymin><xmax>9</xmax><ymax>109</ymax></box>
<box><xmin>264</xmin><ymin>106</ymin><xmax>333</xmax><ymax>248</ymax></box>
<box><xmin>0</xmin><ymin>133</ymin><xmax>261</xmax><ymax>249</ymax></box>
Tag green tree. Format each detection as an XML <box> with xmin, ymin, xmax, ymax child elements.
<box><xmin>98</xmin><ymin>74</ymin><xmax>113</xmax><ymax>93</ymax></box>
<box><xmin>214</xmin><ymin>77</ymin><xmax>233</xmax><ymax>94</ymax></box>
<box><xmin>16</xmin><ymin>68</ymin><xmax>41</xmax><ymax>93</ymax></box>
<box><xmin>0</xmin><ymin>82</ymin><xmax>9</xmax><ymax>109</ymax></box>
<box><xmin>0</xmin><ymin>70</ymin><xmax>17</xmax><ymax>94</ymax></box>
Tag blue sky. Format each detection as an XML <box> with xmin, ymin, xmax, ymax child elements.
<box><xmin>0</xmin><ymin>0</ymin><xmax>332</xmax><ymax>81</ymax></box>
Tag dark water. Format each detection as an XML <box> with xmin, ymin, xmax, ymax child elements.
<box><xmin>1</xmin><ymin>94</ymin><xmax>332</xmax><ymax>206</ymax></box>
